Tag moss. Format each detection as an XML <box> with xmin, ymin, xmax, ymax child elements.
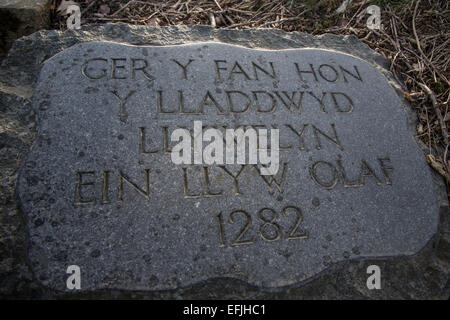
<box><xmin>430</xmin><ymin>80</ymin><xmax>447</xmax><ymax>95</ymax></box>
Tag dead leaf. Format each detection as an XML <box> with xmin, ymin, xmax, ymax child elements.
<box><xmin>99</xmin><ymin>4</ymin><xmax>111</xmax><ymax>15</ymax></box>
<box><xmin>412</xmin><ymin>62</ymin><xmax>424</xmax><ymax>72</ymax></box>
<box><xmin>404</xmin><ymin>91</ymin><xmax>414</xmax><ymax>102</ymax></box>
<box><xmin>336</xmin><ymin>0</ymin><xmax>353</xmax><ymax>13</ymax></box>
<box><xmin>444</xmin><ymin>113</ymin><xmax>450</xmax><ymax>122</ymax></box>
<box><xmin>426</xmin><ymin>154</ymin><xmax>450</xmax><ymax>182</ymax></box>
<box><xmin>57</xmin><ymin>0</ymin><xmax>79</xmax><ymax>15</ymax></box>
<box><xmin>147</xmin><ymin>17</ymin><xmax>160</xmax><ymax>26</ymax></box>
<box><xmin>339</xmin><ymin>19</ymin><xmax>349</xmax><ymax>27</ymax></box>
<box><xmin>417</xmin><ymin>123</ymin><xmax>424</xmax><ymax>134</ymax></box>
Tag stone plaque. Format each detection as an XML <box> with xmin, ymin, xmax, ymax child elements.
<box><xmin>17</xmin><ymin>41</ymin><xmax>439</xmax><ymax>291</ymax></box>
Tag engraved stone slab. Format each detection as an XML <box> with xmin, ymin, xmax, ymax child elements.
<box><xmin>17</xmin><ymin>41</ymin><xmax>440</xmax><ymax>291</ymax></box>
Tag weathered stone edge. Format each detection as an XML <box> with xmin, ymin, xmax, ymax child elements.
<box><xmin>0</xmin><ymin>24</ymin><xmax>448</xmax><ymax>299</ymax></box>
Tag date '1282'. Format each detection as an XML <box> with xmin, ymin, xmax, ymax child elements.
<box><xmin>216</xmin><ymin>206</ymin><xmax>309</xmax><ymax>247</ymax></box>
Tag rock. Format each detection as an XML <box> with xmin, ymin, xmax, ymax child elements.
<box><xmin>0</xmin><ymin>0</ymin><xmax>51</xmax><ymax>61</ymax></box>
<box><xmin>1</xmin><ymin>24</ymin><xmax>449</xmax><ymax>298</ymax></box>
<box><xmin>16</xmin><ymin>41</ymin><xmax>443</xmax><ymax>292</ymax></box>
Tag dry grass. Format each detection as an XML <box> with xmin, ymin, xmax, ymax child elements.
<box><xmin>50</xmin><ymin>0</ymin><xmax>449</xmax><ymax>193</ymax></box>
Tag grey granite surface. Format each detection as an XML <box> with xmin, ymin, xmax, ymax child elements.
<box><xmin>16</xmin><ymin>40</ymin><xmax>443</xmax><ymax>292</ymax></box>
<box><xmin>0</xmin><ymin>24</ymin><xmax>448</xmax><ymax>298</ymax></box>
